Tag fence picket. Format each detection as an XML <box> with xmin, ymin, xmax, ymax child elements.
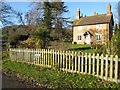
<box><xmin>115</xmin><ymin>55</ymin><xmax>118</xmax><ymax>83</ymax></box>
<box><xmin>66</xmin><ymin>51</ymin><xmax>68</xmax><ymax>72</ymax></box>
<box><xmin>92</xmin><ymin>53</ymin><xmax>95</xmax><ymax>75</ymax></box>
<box><xmin>75</xmin><ymin>52</ymin><xmax>77</xmax><ymax>72</ymax></box>
<box><xmin>105</xmin><ymin>55</ymin><xmax>108</xmax><ymax>80</ymax></box>
<box><xmin>85</xmin><ymin>53</ymin><xmax>87</xmax><ymax>74</ymax></box>
<box><xmin>9</xmin><ymin>48</ymin><xmax>120</xmax><ymax>83</ymax></box>
<box><xmin>63</xmin><ymin>51</ymin><xmax>65</xmax><ymax>71</ymax></box>
<box><xmin>78</xmin><ymin>52</ymin><xmax>80</xmax><ymax>73</ymax></box>
<box><xmin>72</xmin><ymin>51</ymin><xmax>74</xmax><ymax>72</ymax></box>
<box><xmin>69</xmin><ymin>51</ymin><xmax>71</xmax><ymax>71</ymax></box>
<box><xmin>101</xmin><ymin>54</ymin><xmax>104</xmax><ymax>79</ymax></box>
<box><xmin>81</xmin><ymin>52</ymin><xmax>84</xmax><ymax>73</ymax></box>
<box><xmin>97</xmin><ymin>54</ymin><xmax>99</xmax><ymax>77</ymax></box>
<box><xmin>89</xmin><ymin>53</ymin><xmax>91</xmax><ymax>74</ymax></box>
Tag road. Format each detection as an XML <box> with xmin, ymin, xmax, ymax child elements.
<box><xmin>1</xmin><ymin>71</ymin><xmax>49</xmax><ymax>89</ymax></box>
<box><xmin>2</xmin><ymin>72</ymin><xmax>36</xmax><ymax>88</ymax></box>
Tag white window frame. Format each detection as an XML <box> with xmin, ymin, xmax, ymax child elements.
<box><xmin>77</xmin><ymin>34</ymin><xmax>82</xmax><ymax>40</ymax></box>
<box><xmin>96</xmin><ymin>34</ymin><xmax>101</xmax><ymax>40</ymax></box>
<box><xmin>78</xmin><ymin>26</ymin><xmax>82</xmax><ymax>30</ymax></box>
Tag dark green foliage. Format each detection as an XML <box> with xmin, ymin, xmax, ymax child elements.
<box><xmin>1</xmin><ymin>51</ymin><xmax>9</xmax><ymax>60</ymax></box>
<box><xmin>110</xmin><ymin>26</ymin><xmax>120</xmax><ymax>57</ymax></box>
<box><xmin>2</xmin><ymin>25</ymin><xmax>29</xmax><ymax>48</ymax></box>
<box><xmin>34</xmin><ymin>26</ymin><xmax>50</xmax><ymax>48</ymax></box>
<box><xmin>43</xmin><ymin>2</ymin><xmax>52</xmax><ymax>34</ymax></box>
<box><xmin>93</xmin><ymin>44</ymin><xmax>107</xmax><ymax>55</ymax></box>
<box><xmin>2</xmin><ymin>60</ymin><xmax>120</xmax><ymax>88</ymax></box>
<box><xmin>50</xmin><ymin>1</ymin><xmax>69</xmax><ymax>40</ymax></box>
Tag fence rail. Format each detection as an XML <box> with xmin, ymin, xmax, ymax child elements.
<box><xmin>9</xmin><ymin>48</ymin><xmax>120</xmax><ymax>83</ymax></box>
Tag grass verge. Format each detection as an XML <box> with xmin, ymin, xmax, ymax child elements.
<box><xmin>65</xmin><ymin>41</ymin><xmax>95</xmax><ymax>53</ymax></box>
<box><xmin>2</xmin><ymin>60</ymin><xmax>120</xmax><ymax>88</ymax></box>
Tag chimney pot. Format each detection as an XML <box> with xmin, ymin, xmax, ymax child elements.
<box><xmin>76</xmin><ymin>8</ymin><xmax>80</xmax><ymax>19</ymax></box>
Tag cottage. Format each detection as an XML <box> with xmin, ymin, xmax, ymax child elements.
<box><xmin>72</xmin><ymin>4</ymin><xmax>114</xmax><ymax>44</ymax></box>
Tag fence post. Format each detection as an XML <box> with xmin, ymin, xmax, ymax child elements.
<box><xmin>78</xmin><ymin>52</ymin><xmax>80</xmax><ymax>73</ymax></box>
<box><xmin>110</xmin><ymin>55</ymin><xmax>113</xmax><ymax>81</ymax></box>
<box><xmin>105</xmin><ymin>54</ymin><xmax>108</xmax><ymax>80</ymax></box>
<box><xmin>66</xmin><ymin>51</ymin><xmax>68</xmax><ymax>72</ymax></box>
<box><xmin>72</xmin><ymin>51</ymin><xmax>74</xmax><ymax>72</ymax></box>
<box><xmin>75</xmin><ymin>51</ymin><xmax>77</xmax><ymax>72</ymax></box>
<box><xmin>58</xmin><ymin>50</ymin><xmax>60</xmax><ymax>68</ymax></box>
<box><xmin>55</xmin><ymin>50</ymin><xmax>57</xmax><ymax>68</ymax></box>
<box><xmin>60</xmin><ymin>50</ymin><xmax>62</xmax><ymax>70</ymax></box>
<box><xmin>53</xmin><ymin>50</ymin><xmax>55</xmax><ymax>67</ymax></box>
<box><xmin>115</xmin><ymin>55</ymin><xmax>118</xmax><ymax>83</ymax></box>
<box><xmin>85</xmin><ymin>53</ymin><xmax>87</xmax><ymax>74</ymax></box>
<box><xmin>63</xmin><ymin>50</ymin><xmax>65</xmax><ymax>71</ymax></box>
<box><xmin>92</xmin><ymin>53</ymin><xmax>95</xmax><ymax>75</ymax></box>
<box><xmin>47</xmin><ymin>49</ymin><xmax>49</xmax><ymax>66</ymax></box>
<box><xmin>101</xmin><ymin>54</ymin><xmax>104</xmax><ymax>79</ymax></box>
<box><xmin>81</xmin><ymin>52</ymin><xmax>84</xmax><ymax>74</ymax></box>
<box><xmin>45</xmin><ymin>49</ymin><xmax>47</xmax><ymax>66</ymax></box>
<box><xmin>97</xmin><ymin>54</ymin><xmax>100</xmax><ymax>77</ymax></box>
<box><xmin>89</xmin><ymin>53</ymin><xmax>91</xmax><ymax>74</ymax></box>
<box><xmin>69</xmin><ymin>51</ymin><xmax>71</xmax><ymax>71</ymax></box>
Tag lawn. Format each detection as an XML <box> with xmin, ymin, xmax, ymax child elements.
<box><xmin>65</xmin><ymin>41</ymin><xmax>95</xmax><ymax>53</ymax></box>
<box><xmin>2</xmin><ymin>60</ymin><xmax>120</xmax><ymax>88</ymax></box>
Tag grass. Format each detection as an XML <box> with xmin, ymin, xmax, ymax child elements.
<box><xmin>2</xmin><ymin>60</ymin><xmax>120</xmax><ymax>88</ymax></box>
<box><xmin>65</xmin><ymin>41</ymin><xmax>95</xmax><ymax>53</ymax></box>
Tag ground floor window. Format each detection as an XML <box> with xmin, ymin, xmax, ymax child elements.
<box><xmin>96</xmin><ymin>34</ymin><xmax>101</xmax><ymax>40</ymax></box>
<box><xmin>78</xmin><ymin>35</ymin><xmax>82</xmax><ymax>40</ymax></box>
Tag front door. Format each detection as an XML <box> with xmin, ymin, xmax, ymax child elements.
<box><xmin>86</xmin><ymin>34</ymin><xmax>91</xmax><ymax>44</ymax></box>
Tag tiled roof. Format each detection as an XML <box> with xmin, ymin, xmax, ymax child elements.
<box><xmin>73</xmin><ymin>14</ymin><xmax>113</xmax><ymax>26</ymax></box>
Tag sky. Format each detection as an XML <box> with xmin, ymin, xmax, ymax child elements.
<box><xmin>2</xmin><ymin>1</ymin><xmax>120</xmax><ymax>27</ymax></box>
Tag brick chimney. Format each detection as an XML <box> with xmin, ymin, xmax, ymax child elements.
<box><xmin>76</xmin><ymin>8</ymin><xmax>80</xmax><ymax>19</ymax></box>
<box><xmin>94</xmin><ymin>12</ymin><xmax>98</xmax><ymax>16</ymax></box>
<box><xmin>107</xmin><ymin>3</ymin><xmax>112</xmax><ymax>14</ymax></box>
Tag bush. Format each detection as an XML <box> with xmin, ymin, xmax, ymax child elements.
<box><xmin>49</xmin><ymin>40</ymin><xmax>70</xmax><ymax>50</ymax></box>
<box><xmin>20</xmin><ymin>37</ymin><xmax>36</xmax><ymax>48</ymax></box>
<box><xmin>34</xmin><ymin>26</ymin><xmax>50</xmax><ymax>48</ymax></box>
<box><xmin>1</xmin><ymin>51</ymin><xmax>9</xmax><ymax>60</ymax></box>
<box><xmin>92</xmin><ymin>43</ymin><xmax>106</xmax><ymax>55</ymax></box>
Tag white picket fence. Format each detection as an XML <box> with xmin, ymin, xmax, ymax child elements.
<box><xmin>9</xmin><ymin>48</ymin><xmax>120</xmax><ymax>83</ymax></box>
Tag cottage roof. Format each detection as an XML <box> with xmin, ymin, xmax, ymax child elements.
<box><xmin>73</xmin><ymin>14</ymin><xmax>114</xmax><ymax>26</ymax></box>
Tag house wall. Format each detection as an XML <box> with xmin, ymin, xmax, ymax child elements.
<box><xmin>73</xmin><ymin>23</ymin><xmax>110</xmax><ymax>44</ymax></box>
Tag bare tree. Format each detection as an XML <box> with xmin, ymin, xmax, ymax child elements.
<box><xmin>0</xmin><ymin>2</ymin><xmax>16</xmax><ymax>26</ymax></box>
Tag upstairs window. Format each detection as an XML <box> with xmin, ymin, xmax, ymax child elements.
<box><xmin>78</xmin><ymin>26</ymin><xmax>82</xmax><ymax>30</ymax></box>
<box><xmin>96</xmin><ymin>24</ymin><xmax>101</xmax><ymax>30</ymax></box>
<box><xmin>78</xmin><ymin>35</ymin><xmax>82</xmax><ymax>40</ymax></box>
<box><xmin>87</xmin><ymin>25</ymin><xmax>90</xmax><ymax>30</ymax></box>
<box><xmin>96</xmin><ymin>34</ymin><xmax>101</xmax><ymax>40</ymax></box>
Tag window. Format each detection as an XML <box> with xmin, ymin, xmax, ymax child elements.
<box><xmin>87</xmin><ymin>25</ymin><xmax>90</xmax><ymax>30</ymax></box>
<box><xmin>96</xmin><ymin>34</ymin><xmax>101</xmax><ymax>40</ymax></box>
<box><xmin>96</xmin><ymin>24</ymin><xmax>101</xmax><ymax>29</ymax></box>
<box><xmin>78</xmin><ymin>26</ymin><xmax>82</xmax><ymax>30</ymax></box>
<box><xmin>78</xmin><ymin>35</ymin><xmax>82</xmax><ymax>40</ymax></box>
